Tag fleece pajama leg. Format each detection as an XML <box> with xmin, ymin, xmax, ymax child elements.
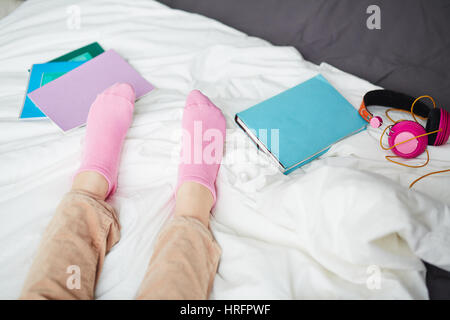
<box><xmin>19</xmin><ymin>191</ymin><xmax>221</xmax><ymax>300</ymax></box>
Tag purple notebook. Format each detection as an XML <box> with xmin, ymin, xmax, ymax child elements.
<box><xmin>28</xmin><ymin>49</ymin><xmax>154</xmax><ymax>132</ymax></box>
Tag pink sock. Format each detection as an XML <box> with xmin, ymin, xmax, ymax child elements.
<box><xmin>177</xmin><ymin>90</ymin><xmax>226</xmax><ymax>205</ymax></box>
<box><xmin>76</xmin><ymin>83</ymin><xmax>135</xmax><ymax>198</ymax></box>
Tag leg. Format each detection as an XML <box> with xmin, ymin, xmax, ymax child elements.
<box><xmin>174</xmin><ymin>181</ymin><xmax>214</xmax><ymax>228</ymax></box>
<box><xmin>20</xmin><ymin>174</ymin><xmax>120</xmax><ymax>300</ymax></box>
<box><xmin>137</xmin><ymin>90</ymin><xmax>225</xmax><ymax>300</ymax></box>
<box><xmin>20</xmin><ymin>83</ymin><xmax>135</xmax><ymax>299</ymax></box>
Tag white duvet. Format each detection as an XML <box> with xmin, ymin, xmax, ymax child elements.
<box><xmin>0</xmin><ymin>0</ymin><xmax>449</xmax><ymax>300</ymax></box>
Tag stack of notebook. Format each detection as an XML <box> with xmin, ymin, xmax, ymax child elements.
<box><xmin>20</xmin><ymin>42</ymin><xmax>154</xmax><ymax>132</ymax></box>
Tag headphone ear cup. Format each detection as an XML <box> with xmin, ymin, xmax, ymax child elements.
<box><xmin>425</xmin><ymin>108</ymin><xmax>441</xmax><ymax>145</ymax></box>
<box><xmin>434</xmin><ymin>108</ymin><xmax>450</xmax><ymax>146</ymax></box>
<box><xmin>388</xmin><ymin>121</ymin><xmax>428</xmax><ymax>158</ymax></box>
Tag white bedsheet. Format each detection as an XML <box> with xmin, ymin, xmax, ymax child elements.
<box><xmin>0</xmin><ymin>0</ymin><xmax>449</xmax><ymax>300</ymax></box>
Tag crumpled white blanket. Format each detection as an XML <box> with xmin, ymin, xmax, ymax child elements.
<box><xmin>0</xmin><ymin>0</ymin><xmax>449</xmax><ymax>299</ymax></box>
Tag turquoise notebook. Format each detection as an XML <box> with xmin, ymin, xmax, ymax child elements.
<box><xmin>19</xmin><ymin>62</ymin><xmax>84</xmax><ymax>119</ymax></box>
<box><xmin>20</xmin><ymin>43</ymin><xmax>104</xmax><ymax>119</ymax></box>
<box><xmin>235</xmin><ymin>74</ymin><xmax>367</xmax><ymax>174</ymax></box>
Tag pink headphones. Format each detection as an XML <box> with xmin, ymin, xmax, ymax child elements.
<box><xmin>359</xmin><ymin>90</ymin><xmax>450</xmax><ymax>159</ymax></box>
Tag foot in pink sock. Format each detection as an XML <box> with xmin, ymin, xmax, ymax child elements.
<box><xmin>177</xmin><ymin>90</ymin><xmax>226</xmax><ymax>205</ymax></box>
<box><xmin>76</xmin><ymin>83</ymin><xmax>136</xmax><ymax>198</ymax></box>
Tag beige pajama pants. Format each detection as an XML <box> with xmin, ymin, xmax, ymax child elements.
<box><xmin>20</xmin><ymin>191</ymin><xmax>221</xmax><ymax>300</ymax></box>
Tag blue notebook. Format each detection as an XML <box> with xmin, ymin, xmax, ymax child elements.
<box><xmin>235</xmin><ymin>74</ymin><xmax>367</xmax><ymax>174</ymax></box>
<box><xmin>19</xmin><ymin>62</ymin><xmax>85</xmax><ymax>119</ymax></box>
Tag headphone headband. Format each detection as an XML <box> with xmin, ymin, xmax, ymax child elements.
<box><xmin>362</xmin><ymin>90</ymin><xmax>450</xmax><ymax>188</ymax></box>
<box><xmin>359</xmin><ymin>90</ymin><xmax>431</xmax><ymax>122</ymax></box>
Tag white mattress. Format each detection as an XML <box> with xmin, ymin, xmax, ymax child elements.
<box><xmin>0</xmin><ymin>0</ymin><xmax>449</xmax><ymax>300</ymax></box>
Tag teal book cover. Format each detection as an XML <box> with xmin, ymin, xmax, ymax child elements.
<box><xmin>235</xmin><ymin>74</ymin><xmax>367</xmax><ymax>174</ymax></box>
<box><xmin>49</xmin><ymin>42</ymin><xmax>104</xmax><ymax>62</ymax></box>
<box><xmin>19</xmin><ymin>61</ymin><xmax>84</xmax><ymax>119</ymax></box>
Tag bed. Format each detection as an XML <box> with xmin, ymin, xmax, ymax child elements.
<box><xmin>0</xmin><ymin>0</ymin><xmax>449</xmax><ymax>299</ymax></box>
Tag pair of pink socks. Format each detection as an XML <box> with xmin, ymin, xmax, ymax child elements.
<box><xmin>76</xmin><ymin>84</ymin><xmax>225</xmax><ymax>203</ymax></box>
